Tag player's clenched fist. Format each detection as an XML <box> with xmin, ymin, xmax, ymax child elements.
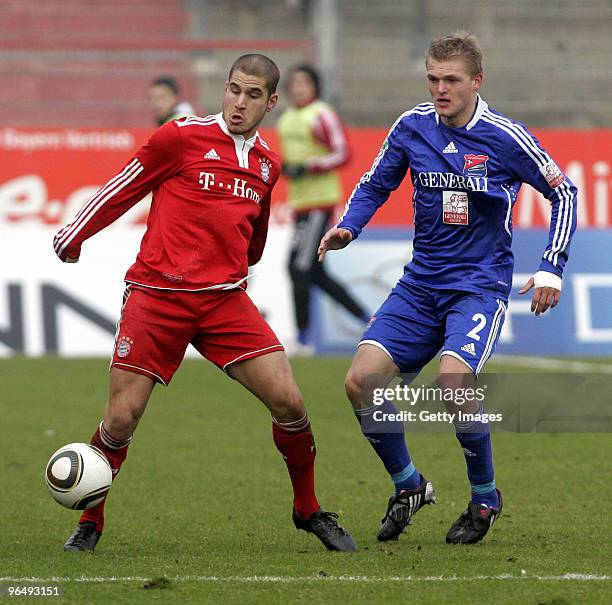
<box><xmin>317</xmin><ymin>227</ymin><xmax>353</xmax><ymax>261</ymax></box>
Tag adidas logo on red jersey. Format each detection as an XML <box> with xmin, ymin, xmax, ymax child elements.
<box><xmin>204</xmin><ymin>148</ymin><xmax>221</xmax><ymax>160</ymax></box>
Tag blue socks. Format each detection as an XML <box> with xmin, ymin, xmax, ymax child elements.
<box><xmin>354</xmin><ymin>394</ymin><xmax>498</xmax><ymax>507</ymax></box>
<box><xmin>454</xmin><ymin>405</ymin><xmax>499</xmax><ymax>508</ymax></box>
<box><xmin>354</xmin><ymin>400</ymin><xmax>421</xmax><ymax>494</ymax></box>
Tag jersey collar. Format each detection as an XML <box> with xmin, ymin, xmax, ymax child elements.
<box><xmin>214</xmin><ymin>112</ymin><xmax>259</xmax><ymax>144</ymax></box>
<box><xmin>466</xmin><ymin>95</ymin><xmax>488</xmax><ymax>130</ymax></box>
<box><xmin>435</xmin><ymin>94</ymin><xmax>488</xmax><ymax>131</ymax></box>
<box><xmin>214</xmin><ymin>113</ymin><xmax>258</xmax><ymax>169</ymax></box>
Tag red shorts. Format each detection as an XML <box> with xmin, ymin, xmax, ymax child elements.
<box><xmin>111</xmin><ymin>285</ymin><xmax>284</xmax><ymax>384</ymax></box>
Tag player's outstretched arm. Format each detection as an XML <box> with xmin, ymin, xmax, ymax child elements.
<box><xmin>53</xmin><ymin>122</ymin><xmax>182</xmax><ymax>263</ymax></box>
<box><xmin>518</xmin><ymin>271</ymin><xmax>561</xmax><ymax>316</ymax></box>
<box><xmin>317</xmin><ymin>227</ymin><xmax>353</xmax><ymax>261</ymax></box>
<box><xmin>504</xmin><ymin>128</ymin><xmax>576</xmax><ymax>316</ymax></box>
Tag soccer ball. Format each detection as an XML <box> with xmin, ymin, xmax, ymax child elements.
<box><xmin>45</xmin><ymin>443</ymin><xmax>112</xmax><ymax>510</ymax></box>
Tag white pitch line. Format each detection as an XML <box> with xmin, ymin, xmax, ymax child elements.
<box><xmin>1</xmin><ymin>574</ymin><xmax>610</xmax><ymax>583</ymax></box>
<box><xmin>491</xmin><ymin>355</ymin><xmax>612</xmax><ymax>374</ymax></box>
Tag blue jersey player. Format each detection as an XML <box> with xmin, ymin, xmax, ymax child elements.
<box><xmin>318</xmin><ymin>33</ymin><xmax>577</xmax><ymax>544</ymax></box>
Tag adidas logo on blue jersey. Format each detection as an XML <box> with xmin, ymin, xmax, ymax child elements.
<box><xmin>461</xmin><ymin>342</ymin><xmax>476</xmax><ymax>356</ymax></box>
<box><xmin>443</xmin><ymin>141</ymin><xmax>458</xmax><ymax>154</ymax></box>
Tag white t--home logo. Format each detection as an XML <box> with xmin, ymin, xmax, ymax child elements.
<box><xmin>259</xmin><ymin>157</ymin><xmax>272</xmax><ymax>183</ymax></box>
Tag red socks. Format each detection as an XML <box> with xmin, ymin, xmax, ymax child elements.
<box><xmin>80</xmin><ymin>416</ymin><xmax>318</xmax><ymax>531</ymax></box>
<box><xmin>272</xmin><ymin>414</ymin><xmax>319</xmax><ymax>519</ymax></box>
<box><xmin>79</xmin><ymin>422</ymin><xmax>131</xmax><ymax>532</ymax></box>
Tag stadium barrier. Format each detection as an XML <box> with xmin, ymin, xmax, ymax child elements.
<box><xmin>0</xmin><ymin>127</ymin><xmax>610</xmax><ymax>357</ymax></box>
<box><xmin>1</xmin><ymin>126</ymin><xmax>610</xmax><ymax>228</ymax></box>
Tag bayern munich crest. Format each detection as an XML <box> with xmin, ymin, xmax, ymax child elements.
<box><xmin>116</xmin><ymin>336</ymin><xmax>133</xmax><ymax>358</ymax></box>
<box><xmin>260</xmin><ymin>157</ymin><xmax>272</xmax><ymax>182</ymax></box>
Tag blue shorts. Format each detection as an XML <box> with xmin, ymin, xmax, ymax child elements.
<box><xmin>360</xmin><ymin>282</ymin><xmax>507</xmax><ymax>375</ymax></box>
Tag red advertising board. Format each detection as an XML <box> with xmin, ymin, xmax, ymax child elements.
<box><xmin>0</xmin><ymin>126</ymin><xmax>610</xmax><ymax>228</ymax></box>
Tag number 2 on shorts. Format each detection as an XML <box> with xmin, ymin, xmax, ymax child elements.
<box><xmin>466</xmin><ymin>313</ymin><xmax>487</xmax><ymax>341</ymax></box>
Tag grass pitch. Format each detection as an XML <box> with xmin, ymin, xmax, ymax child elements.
<box><xmin>1</xmin><ymin>356</ymin><xmax>611</xmax><ymax>604</ymax></box>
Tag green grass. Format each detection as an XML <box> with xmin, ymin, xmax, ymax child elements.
<box><xmin>1</xmin><ymin>357</ymin><xmax>611</xmax><ymax>604</ymax></box>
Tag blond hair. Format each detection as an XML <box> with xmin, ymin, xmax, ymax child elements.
<box><xmin>426</xmin><ymin>32</ymin><xmax>483</xmax><ymax>77</ymax></box>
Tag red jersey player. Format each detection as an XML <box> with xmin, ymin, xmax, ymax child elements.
<box><xmin>54</xmin><ymin>54</ymin><xmax>357</xmax><ymax>553</ymax></box>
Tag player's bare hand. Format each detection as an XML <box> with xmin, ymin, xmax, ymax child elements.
<box><xmin>518</xmin><ymin>277</ymin><xmax>561</xmax><ymax>316</ymax></box>
<box><xmin>318</xmin><ymin>228</ymin><xmax>353</xmax><ymax>261</ymax></box>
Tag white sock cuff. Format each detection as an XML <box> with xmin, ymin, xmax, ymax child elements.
<box><xmin>272</xmin><ymin>413</ymin><xmax>310</xmax><ymax>432</ymax></box>
<box><xmin>99</xmin><ymin>421</ymin><xmax>132</xmax><ymax>449</ymax></box>
<box><xmin>354</xmin><ymin>404</ymin><xmax>379</xmax><ymax>417</ymax></box>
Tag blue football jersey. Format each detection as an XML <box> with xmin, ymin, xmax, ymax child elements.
<box><xmin>337</xmin><ymin>96</ymin><xmax>577</xmax><ymax>301</ymax></box>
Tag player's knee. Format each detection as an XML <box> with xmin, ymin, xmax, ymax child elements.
<box><xmin>270</xmin><ymin>385</ymin><xmax>305</xmax><ymax>422</ymax></box>
<box><xmin>105</xmin><ymin>403</ymin><xmax>140</xmax><ymax>438</ymax></box>
<box><xmin>286</xmin><ymin>388</ymin><xmax>306</xmax><ymax>418</ymax></box>
<box><xmin>265</xmin><ymin>361</ymin><xmax>305</xmax><ymax>417</ymax></box>
<box><xmin>344</xmin><ymin>370</ymin><xmax>365</xmax><ymax>408</ymax></box>
<box><xmin>107</xmin><ymin>369</ymin><xmax>152</xmax><ymax>434</ymax></box>
<box><xmin>106</xmin><ymin>392</ymin><xmax>146</xmax><ymax>436</ymax></box>
<box><xmin>437</xmin><ymin>371</ymin><xmax>473</xmax><ymax>391</ymax></box>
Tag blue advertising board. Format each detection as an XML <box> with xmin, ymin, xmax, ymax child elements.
<box><xmin>313</xmin><ymin>229</ymin><xmax>612</xmax><ymax>357</ymax></box>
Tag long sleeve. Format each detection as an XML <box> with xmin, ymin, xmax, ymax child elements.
<box><xmin>506</xmin><ymin>127</ymin><xmax>578</xmax><ymax>277</ymax></box>
<box><xmin>337</xmin><ymin>115</ymin><xmax>410</xmax><ymax>239</ymax></box>
<box><xmin>247</xmin><ymin>191</ymin><xmax>271</xmax><ymax>266</ymax></box>
<box><xmin>53</xmin><ymin>122</ymin><xmax>182</xmax><ymax>262</ymax></box>
<box><xmin>305</xmin><ymin>105</ymin><xmax>351</xmax><ymax>173</ymax></box>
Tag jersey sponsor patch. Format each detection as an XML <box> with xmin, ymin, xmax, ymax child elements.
<box><xmin>463</xmin><ymin>153</ymin><xmax>489</xmax><ymax>177</ymax></box>
<box><xmin>539</xmin><ymin>160</ymin><xmax>566</xmax><ymax>188</ymax></box>
<box><xmin>443</xmin><ymin>191</ymin><xmax>469</xmax><ymax>225</ymax></box>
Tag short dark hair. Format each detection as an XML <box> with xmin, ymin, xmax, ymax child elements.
<box><xmin>427</xmin><ymin>32</ymin><xmax>483</xmax><ymax>77</ymax></box>
<box><xmin>228</xmin><ymin>54</ymin><xmax>280</xmax><ymax>95</ymax></box>
<box><xmin>150</xmin><ymin>76</ymin><xmax>180</xmax><ymax>96</ymax></box>
<box><xmin>288</xmin><ymin>64</ymin><xmax>321</xmax><ymax>98</ymax></box>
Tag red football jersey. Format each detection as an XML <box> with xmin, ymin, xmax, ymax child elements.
<box><xmin>53</xmin><ymin>113</ymin><xmax>281</xmax><ymax>291</ymax></box>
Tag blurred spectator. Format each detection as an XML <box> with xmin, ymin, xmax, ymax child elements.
<box><xmin>148</xmin><ymin>76</ymin><xmax>195</xmax><ymax>126</ymax></box>
<box><xmin>277</xmin><ymin>65</ymin><xmax>370</xmax><ymax>354</ymax></box>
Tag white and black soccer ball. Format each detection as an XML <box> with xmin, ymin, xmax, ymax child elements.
<box><xmin>45</xmin><ymin>443</ymin><xmax>112</xmax><ymax>510</ymax></box>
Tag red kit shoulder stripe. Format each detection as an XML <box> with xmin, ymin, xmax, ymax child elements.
<box><xmin>176</xmin><ymin>116</ymin><xmax>218</xmax><ymax>128</ymax></box>
<box><xmin>54</xmin><ymin>159</ymin><xmax>143</xmax><ymax>256</ymax></box>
